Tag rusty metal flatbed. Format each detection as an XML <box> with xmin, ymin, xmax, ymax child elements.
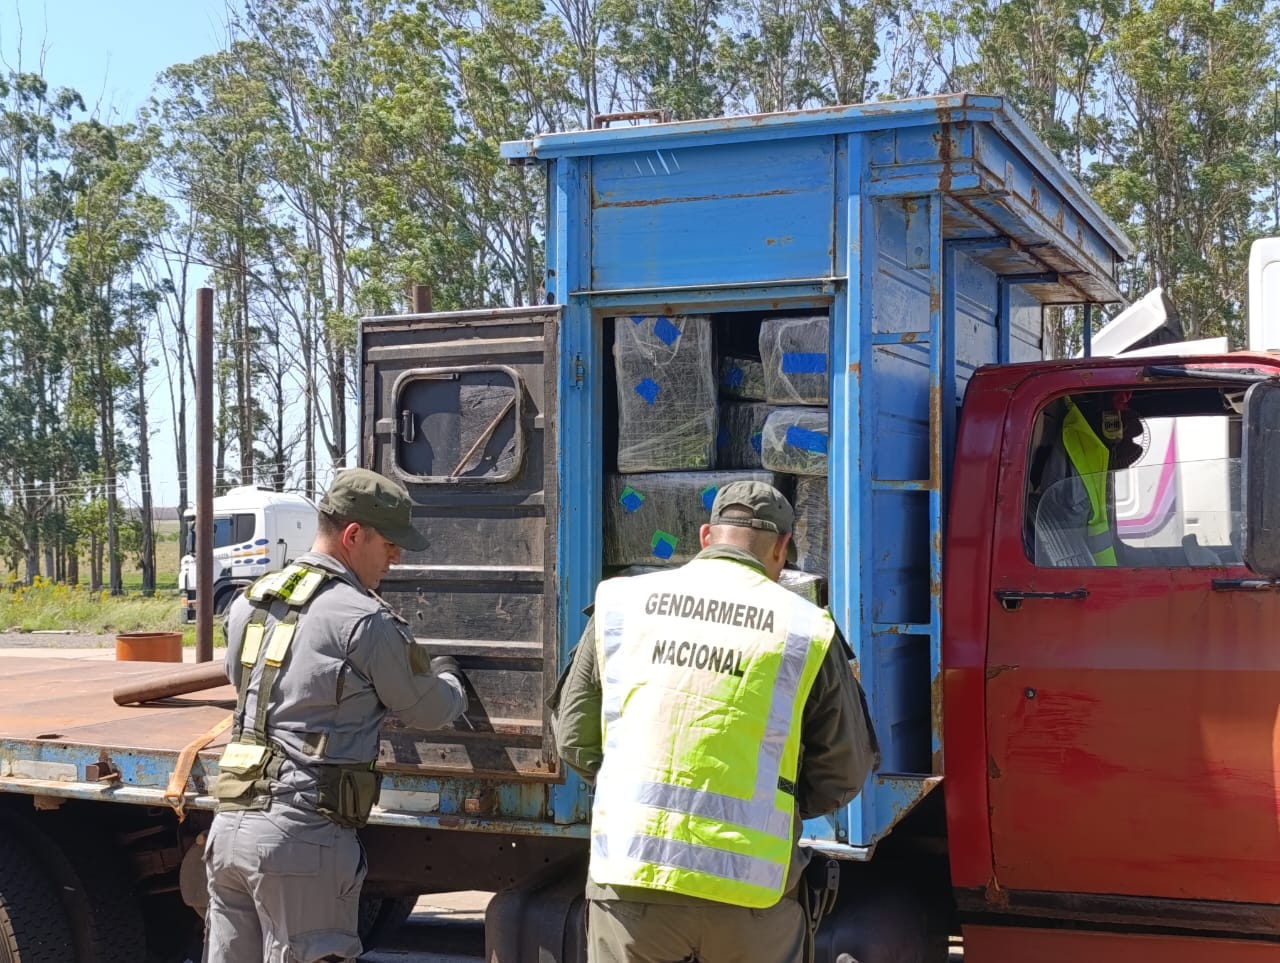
<box><xmin>0</xmin><ymin>657</ymin><xmax>586</xmax><ymax>838</ymax></box>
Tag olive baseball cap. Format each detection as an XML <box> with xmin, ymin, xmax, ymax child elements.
<box><xmin>709</xmin><ymin>480</ymin><xmax>798</xmax><ymax>562</ymax></box>
<box><xmin>319</xmin><ymin>468</ymin><xmax>428</xmax><ymax>551</ymax></box>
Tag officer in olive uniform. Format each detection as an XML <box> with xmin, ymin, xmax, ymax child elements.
<box><xmin>552</xmin><ymin>481</ymin><xmax>879</xmax><ymax>963</ymax></box>
<box><xmin>204</xmin><ymin>468</ymin><xmax>468</xmax><ymax>963</ymax></box>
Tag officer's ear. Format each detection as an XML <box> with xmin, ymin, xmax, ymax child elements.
<box><xmin>699</xmin><ymin>523</ymin><xmax>714</xmax><ymax>549</ymax></box>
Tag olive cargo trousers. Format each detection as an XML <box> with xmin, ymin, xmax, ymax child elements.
<box><xmin>588</xmin><ymin>895</ymin><xmax>806</xmax><ymax>963</ymax></box>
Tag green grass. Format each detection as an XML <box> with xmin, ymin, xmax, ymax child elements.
<box><xmin>0</xmin><ymin>519</ymin><xmax>195</xmax><ymax>641</ymax></box>
<box><xmin>0</xmin><ymin>579</ymin><xmax>192</xmax><ymax>638</ymax></box>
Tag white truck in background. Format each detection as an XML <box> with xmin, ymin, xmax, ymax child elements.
<box><xmin>1087</xmin><ymin>237</ymin><xmax>1279</xmax><ymax>563</ymax></box>
<box><xmin>177</xmin><ymin>486</ymin><xmax>318</xmax><ymax>622</ymax></box>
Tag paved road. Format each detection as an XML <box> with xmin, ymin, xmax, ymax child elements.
<box><xmin>362</xmin><ymin>892</ymin><xmax>487</xmax><ymax>963</ymax></box>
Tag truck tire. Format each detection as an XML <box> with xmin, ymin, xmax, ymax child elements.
<box><xmin>359</xmin><ymin>893</ymin><xmax>417</xmax><ymax>948</ymax></box>
<box><xmin>814</xmin><ymin>874</ymin><xmax>948</xmax><ymax>963</ymax></box>
<box><xmin>213</xmin><ymin>585</ymin><xmax>243</xmax><ymax>616</ymax></box>
<box><xmin>0</xmin><ymin>810</ymin><xmax>146</xmax><ymax>963</ymax></box>
<box><xmin>0</xmin><ymin>824</ymin><xmax>76</xmax><ymax>963</ymax></box>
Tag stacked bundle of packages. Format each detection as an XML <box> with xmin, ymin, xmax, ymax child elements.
<box><xmin>760</xmin><ymin>316</ymin><xmax>829</xmax><ymax>405</ymax></box>
<box><xmin>716</xmin><ymin>401</ymin><xmax>772</xmax><ymax>470</ymax></box>
<box><xmin>718</xmin><ymin>355</ymin><xmax>768</xmax><ymax>401</ymax></box>
<box><xmin>758</xmin><ymin>316</ymin><xmax>831</xmax><ymax>581</ymax></box>
<box><xmin>603</xmin><ymin>470</ymin><xmax>789</xmax><ymax>567</ymax></box>
<box><xmin>792</xmin><ymin>476</ymin><xmax>829</xmax><ymax>577</ymax></box>
<box><xmin>614</xmin><ymin>315</ymin><xmax>717</xmax><ymax>473</ymax></box>
<box><xmin>760</xmin><ymin>407</ymin><xmax>828</xmax><ymax>476</ymax></box>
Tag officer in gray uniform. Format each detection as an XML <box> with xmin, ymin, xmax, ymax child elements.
<box><xmin>203</xmin><ymin>468</ymin><xmax>468</xmax><ymax>963</ymax></box>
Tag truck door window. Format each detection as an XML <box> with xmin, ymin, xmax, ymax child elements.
<box><xmin>392</xmin><ymin>366</ymin><xmax>525</xmax><ymax>483</ymax></box>
<box><xmin>1026</xmin><ymin>388</ymin><xmax>1242</xmax><ymax>568</ymax></box>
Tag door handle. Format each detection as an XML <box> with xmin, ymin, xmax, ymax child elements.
<box><xmin>1212</xmin><ymin>578</ymin><xmax>1280</xmax><ymax>592</ymax></box>
<box><xmin>995</xmin><ymin>589</ymin><xmax>1088</xmax><ymax>612</ymax></box>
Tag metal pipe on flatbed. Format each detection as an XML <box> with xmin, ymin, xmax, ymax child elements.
<box><xmin>196</xmin><ymin>288</ymin><xmax>215</xmax><ymax>663</ymax></box>
<box><xmin>112</xmin><ymin>660</ymin><xmax>230</xmax><ymax>706</ymax></box>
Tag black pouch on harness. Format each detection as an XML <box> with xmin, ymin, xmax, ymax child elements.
<box><xmin>315</xmin><ymin>764</ymin><xmax>382</xmax><ymax>828</ymax></box>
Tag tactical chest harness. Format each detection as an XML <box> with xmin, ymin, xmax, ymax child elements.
<box><xmin>213</xmin><ymin>563</ymin><xmax>382</xmax><ymax>827</ymax></box>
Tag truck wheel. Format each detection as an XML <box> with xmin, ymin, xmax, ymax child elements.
<box><xmin>213</xmin><ymin>586</ymin><xmax>243</xmax><ymax>616</ymax></box>
<box><xmin>359</xmin><ymin>893</ymin><xmax>417</xmax><ymax>948</ymax></box>
<box><xmin>815</xmin><ymin>875</ymin><xmax>948</xmax><ymax>963</ymax></box>
<box><xmin>0</xmin><ymin>810</ymin><xmax>146</xmax><ymax>963</ymax></box>
<box><xmin>0</xmin><ymin>824</ymin><xmax>76</xmax><ymax>962</ymax></box>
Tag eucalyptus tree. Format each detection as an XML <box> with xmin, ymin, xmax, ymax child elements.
<box><xmin>63</xmin><ymin>119</ymin><xmax>165</xmax><ymax>594</ymax></box>
<box><xmin>1091</xmin><ymin>0</ymin><xmax>1279</xmax><ymax>342</ymax></box>
<box><xmin>156</xmin><ymin>48</ymin><xmax>278</xmax><ymax>489</ymax></box>
<box><xmin>0</xmin><ymin>70</ymin><xmax>83</xmax><ymax>582</ymax></box>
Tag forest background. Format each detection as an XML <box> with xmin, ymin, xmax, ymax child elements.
<box><xmin>0</xmin><ymin>0</ymin><xmax>1276</xmax><ymax>597</ymax></box>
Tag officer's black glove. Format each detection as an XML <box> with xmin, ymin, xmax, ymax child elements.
<box><xmin>430</xmin><ymin>656</ymin><xmax>462</xmax><ymax>680</ymax></box>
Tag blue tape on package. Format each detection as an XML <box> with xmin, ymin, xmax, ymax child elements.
<box><xmin>651</xmin><ymin>530</ymin><xmax>677</xmax><ymax>560</ymax></box>
<box><xmin>751</xmin><ymin>431</ymin><xmax>763</xmax><ymax>454</ymax></box>
<box><xmin>700</xmin><ymin>486</ymin><xmax>718</xmax><ymax>511</ymax></box>
<box><xmin>717</xmin><ymin>426</ymin><xmax>729</xmax><ymax>449</ymax></box>
<box><xmin>634</xmin><ymin>378</ymin><xmax>661</xmax><ymax>405</ymax></box>
<box><xmin>786</xmin><ymin>425</ymin><xmax>829</xmax><ymax>454</ymax></box>
<box><xmin>725</xmin><ymin>366</ymin><xmax>744</xmax><ymax>388</ymax></box>
<box><xmin>781</xmin><ymin>352</ymin><xmax>827</xmax><ymax>375</ymax></box>
<box><xmin>630</xmin><ymin>315</ymin><xmax>647</xmax><ymax>325</ymax></box>
<box><xmin>619</xmin><ymin>487</ymin><xmax>645</xmax><ymax>513</ymax></box>
<box><xmin>653</xmin><ymin>317</ymin><xmax>681</xmax><ymax>346</ymax></box>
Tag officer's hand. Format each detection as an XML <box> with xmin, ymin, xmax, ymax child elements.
<box><xmin>430</xmin><ymin>656</ymin><xmax>462</xmax><ymax>680</ymax></box>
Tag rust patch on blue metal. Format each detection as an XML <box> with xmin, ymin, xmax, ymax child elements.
<box><xmin>599</xmin><ymin>189</ymin><xmax>799</xmax><ymax>209</ymax></box>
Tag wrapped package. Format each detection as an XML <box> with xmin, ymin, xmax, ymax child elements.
<box><xmin>718</xmin><ymin>355</ymin><xmax>767</xmax><ymax>401</ymax></box>
<box><xmin>780</xmin><ymin>569</ymin><xmax>826</xmax><ymax>605</ymax></box>
<box><xmin>793</xmin><ymin>475</ymin><xmax>829</xmax><ymax>576</ymax></box>
<box><xmin>760</xmin><ymin>316</ymin><xmax>829</xmax><ymax>405</ymax></box>
<box><xmin>614</xmin><ymin>564</ymin><xmax>827</xmax><ymax>606</ymax></box>
<box><xmin>614</xmin><ymin>315</ymin><xmax>716</xmax><ymax>472</ymax></box>
<box><xmin>716</xmin><ymin>402</ymin><xmax>777</xmax><ymax>470</ymax></box>
<box><xmin>604</xmin><ymin>470</ymin><xmax>789</xmax><ymax>567</ymax></box>
<box><xmin>761</xmin><ymin>407</ymin><xmax>829</xmax><ymax>476</ymax></box>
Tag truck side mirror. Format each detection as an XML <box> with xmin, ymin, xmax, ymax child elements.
<box><xmin>1243</xmin><ymin>380</ymin><xmax>1280</xmax><ymax>576</ymax></box>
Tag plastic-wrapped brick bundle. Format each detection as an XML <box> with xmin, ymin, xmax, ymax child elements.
<box><xmin>716</xmin><ymin>402</ymin><xmax>776</xmax><ymax>470</ymax></box>
<box><xmin>760</xmin><ymin>316</ymin><xmax>829</xmax><ymax>405</ymax></box>
<box><xmin>718</xmin><ymin>355</ymin><xmax>767</xmax><ymax>401</ymax></box>
<box><xmin>780</xmin><ymin>569</ymin><xmax>826</xmax><ymax>606</ymax></box>
<box><xmin>614</xmin><ymin>315</ymin><xmax>716</xmax><ymax>472</ymax></box>
<box><xmin>616</xmin><ymin>564</ymin><xmax>826</xmax><ymax>606</ymax></box>
<box><xmin>604</xmin><ymin>470</ymin><xmax>789</xmax><ymax>567</ymax></box>
<box><xmin>793</xmin><ymin>475</ymin><xmax>829</xmax><ymax>576</ymax></box>
<box><xmin>761</xmin><ymin>407</ymin><xmax>829</xmax><ymax>476</ymax></box>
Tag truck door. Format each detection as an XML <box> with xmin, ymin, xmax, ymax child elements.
<box><xmin>360</xmin><ymin>306</ymin><xmax>561</xmax><ymax>783</ymax></box>
<box><xmin>984</xmin><ymin>369</ymin><xmax>1280</xmax><ymax>911</ymax></box>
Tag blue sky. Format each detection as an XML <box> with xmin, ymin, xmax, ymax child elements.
<box><xmin>1</xmin><ymin>1</ymin><xmax>231</xmax><ymax>118</ymax></box>
<box><xmin>1</xmin><ymin>1</ymin><xmax>234</xmax><ymax>512</ymax></box>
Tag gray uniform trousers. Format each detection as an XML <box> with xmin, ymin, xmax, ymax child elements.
<box><xmin>203</xmin><ymin>806</ymin><xmax>367</xmax><ymax>963</ymax></box>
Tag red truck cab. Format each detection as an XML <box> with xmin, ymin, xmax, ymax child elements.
<box><xmin>945</xmin><ymin>354</ymin><xmax>1280</xmax><ymax>960</ymax></box>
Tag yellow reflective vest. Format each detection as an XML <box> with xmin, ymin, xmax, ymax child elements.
<box><xmin>590</xmin><ymin>558</ymin><xmax>834</xmax><ymax>907</ymax></box>
<box><xmin>1060</xmin><ymin>398</ymin><xmax>1117</xmax><ymax>566</ymax></box>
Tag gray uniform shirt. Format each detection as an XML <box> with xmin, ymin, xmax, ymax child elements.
<box><xmin>223</xmin><ymin>550</ymin><xmax>466</xmax><ymax>816</ymax></box>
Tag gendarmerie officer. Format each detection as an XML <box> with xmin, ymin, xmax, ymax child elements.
<box><xmin>204</xmin><ymin>468</ymin><xmax>468</xmax><ymax>963</ymax></box>
<box><xmin>552</xmin><ymin>480</ymin><xmax>878</xmax><ymax>963</ymax></box>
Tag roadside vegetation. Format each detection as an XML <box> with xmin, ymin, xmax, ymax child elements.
<box><xmin>0</xmin><ymin>519</ymin><xmax>191</xmax><ymax>638</ymax></box>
